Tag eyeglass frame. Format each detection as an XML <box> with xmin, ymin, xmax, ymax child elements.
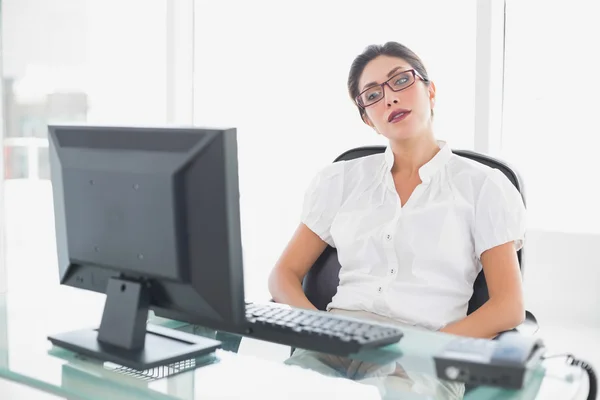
<box><xmin>355</xmin><ymin>69</ymin><xmax>428</xmax><ymax>109</ymax></box>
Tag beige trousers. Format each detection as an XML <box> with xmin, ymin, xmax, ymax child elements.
<box><xmin>284</xmin><ymin>308</ymin><xmax>465</xmax><ymax>400</ymax></box>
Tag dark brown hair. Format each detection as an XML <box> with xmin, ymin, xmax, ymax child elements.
<box><xmin>347</xmin><ymin>42</ymin><xmax>430</xmax><ymax>120</ymax></box>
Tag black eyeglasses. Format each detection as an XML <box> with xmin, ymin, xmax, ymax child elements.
<box><xmin>355</xmin><ymin>69</ymin><xmax>427</xmax><ymax>108</ymax></box>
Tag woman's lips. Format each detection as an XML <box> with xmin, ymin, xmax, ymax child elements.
<box><xmin>388</xmin><ymin>109</ymin><xmax>411</xmax><ymax>123</ymax></box>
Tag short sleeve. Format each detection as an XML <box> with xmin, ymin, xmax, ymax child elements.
<box><xmin>473</xmin><ymin>169</ymin><xmax>527</xmax><ymax>258</ymax></box>
<box><xmin>300</xmin><ymin>162</ymin><xmax>345</xmax><ymax>247</ymax></box>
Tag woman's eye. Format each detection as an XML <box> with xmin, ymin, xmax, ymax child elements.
<box><xmin>367</xmin><ymin>91</ymin><xmax>381</xmax><ymax>101</ymax></box>
<box><xmin>395</xmin><ymin>77</ymin><xmax>408</xmax><ymax>86</ymax></box>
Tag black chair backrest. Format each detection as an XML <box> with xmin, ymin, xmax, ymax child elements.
<box><xmin>302</xmin><ymin>146</ymin><xmax>526</xmax><ymax>315</ymax></box>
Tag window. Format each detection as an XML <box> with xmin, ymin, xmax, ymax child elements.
<box><xmin>501</xmin><ymin>0</ymin><xmax>600</xmax><ymax>234</ymax></box>
<box><xmin>1</xmin><ymin>0</ymin><xmax>193</xmax><ymax>292</ymax></box>
<box><xmin>193</xmin><ymin>0</ymin><xmax>478</xmax><ymax>299</ymax></box>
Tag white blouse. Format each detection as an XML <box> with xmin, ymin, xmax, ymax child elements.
<box><xmin>300</xmin><ymin>141</ymin><xmax>526</xmax><ymax>331</ymax></box>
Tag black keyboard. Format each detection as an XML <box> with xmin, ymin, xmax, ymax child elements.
<box><xmin>244</xmin><ymin>303</ymin><xmax>404</xmax><ymax>355</ymax></box>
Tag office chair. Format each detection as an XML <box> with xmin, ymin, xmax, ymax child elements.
<box><xmin>302</xmin><ymin>146</ymin><xmax>539</xmax><ymax>335</ymax></box>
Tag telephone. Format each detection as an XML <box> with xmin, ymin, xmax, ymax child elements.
<box><xmin>433</xmin><ymin>332</ymin><xmax>546</xmax><ymax>389</ymax></box>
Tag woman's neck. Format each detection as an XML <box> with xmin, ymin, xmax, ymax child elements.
<box><xmin>389</xmin><ymin>134</ymin><xmax>440</xmax><ymax>178</ymax></box>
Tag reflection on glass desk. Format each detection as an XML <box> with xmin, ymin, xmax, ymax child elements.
<box><xmin>0</xmin><ymin>289</ymin><xmax>589</xmax><ymax>400</ymax></box>
<box><xmin>0</xmin><ymin>376</ymin><xmax>65</xmax><ymax>399</ymax></box>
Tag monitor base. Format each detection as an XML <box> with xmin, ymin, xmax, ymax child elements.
<box><xmin>48</xmin><ymin>324</ymin><xmax>222</xmax><ymax>370</ymax></box>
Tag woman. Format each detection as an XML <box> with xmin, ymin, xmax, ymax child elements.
<box><xmin>268</xmin><ymin>41</ymin><xmax>526</xmax><ymax>339</ymax></box>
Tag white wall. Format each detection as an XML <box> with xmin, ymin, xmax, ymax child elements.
<box><xmin>501</xmin><ymin>0</ymin><xmax>600</xmax><ymax>234</ymax></box>
<box><xmin>84</xmin><ymin>0</ymin><xmax>169</xmax><ymax>124</ymax></box>
<box><xmin>501</xmin><ymin>0</ymin><xmax>600</xmax><ymax>331</ymax></box>
<box><xmin>523</xmin><ymin>230</ymin><xmax>600</xmax><ymax>328</ymax></box>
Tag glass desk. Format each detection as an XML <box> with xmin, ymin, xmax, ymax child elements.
<box><xmin>0</xmin><ymin>288</ymin><xmax>589</xmax><ymax>400</ymax></box>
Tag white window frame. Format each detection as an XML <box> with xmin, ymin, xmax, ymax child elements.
<box><xmin>0</xmin><ymin>2</ymin><xmax>6</xmax><ymax>296</ymax></box>
<box><xmin>166</xmin><ymin>0</ymin><xmax>195</xmax><ymax>125</ymax></box>
<box><xmin>473</xmin><ymin>0</ymin><xmax>507</xmax><ymax>156</ymax></box>
<box><xmin>0</xmin><ymin>0</ymin><xmax>8</xmax><ymax>369</ymax></box>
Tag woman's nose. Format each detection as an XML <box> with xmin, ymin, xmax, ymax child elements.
<box><xmin>383</xmin><ymin>85</ymin><xmax>400</xmax><ymax>107</ymax></box>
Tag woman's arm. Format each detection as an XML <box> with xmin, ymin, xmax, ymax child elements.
<box><xmin>268</xmin><ymin>223</ymin><xmax>329</xmax><ymax>310</ymax></box>
<box><xmin>440</xmin><ymin>241</ymin><xmax>525</xmax><ymax>338</ymax></box>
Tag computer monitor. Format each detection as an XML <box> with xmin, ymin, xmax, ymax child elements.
<box><xmin>47</xmin><ymin>124</ymin><xmax>246</xmax><ymax>370</ymax></box>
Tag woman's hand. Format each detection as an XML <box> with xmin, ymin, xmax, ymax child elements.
<box><xmin>440</xmin><ymin>241</ymin><xmax>525</xmax><ymax>338</ymax></box>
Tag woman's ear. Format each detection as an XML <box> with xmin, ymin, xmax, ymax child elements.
<box><xmin>428</xmin><ymin>81</ymin><xmax>437</xmax><ymax>110</ymax></box>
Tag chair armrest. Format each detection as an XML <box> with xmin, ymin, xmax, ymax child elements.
<box><xmin>515</xmin><ymin>310</ymin><xmax>539</xmax><ymax>336</ymax></box>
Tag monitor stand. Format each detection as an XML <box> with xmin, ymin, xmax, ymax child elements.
<box><xmin>48</xmin><ymin>277</ymin><xmax>222</xmax><ymax>371</ymax></box>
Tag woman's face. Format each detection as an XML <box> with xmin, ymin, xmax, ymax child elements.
<box><xmin>357</xmin><ymin>55</ymin><xmax>435</xmax><ymax>141</ymax></box>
